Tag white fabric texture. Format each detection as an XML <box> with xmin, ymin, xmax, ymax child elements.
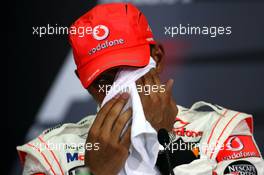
<box><xmin>101</xmin><ymin>57</ymin><xmax>160</xmax><ymax>175</ymax></box>
<box><xmin>22</xmin><ymin>155</ymin><xmax>47</xmax><ymax>175</ymax></box>
<box><xmin>173</xmin><ymin>158</ymin><xmax>217</xmax><ymax>175</ymax></box>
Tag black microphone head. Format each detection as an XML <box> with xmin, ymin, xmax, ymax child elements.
<box><xmin>158</xmin><ymin>128</ymin><xmax>170</xmax><ymax>146</ymax></box>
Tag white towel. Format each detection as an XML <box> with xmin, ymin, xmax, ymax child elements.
<box><xmin>101</xmin><ymin>57</ymin><xmax>160</xmax><ymax>175</ymax></box>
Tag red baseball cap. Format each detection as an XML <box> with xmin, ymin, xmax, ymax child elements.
<box><xmin>69</xmin><ymin>3</ymin><xmax>155</xmax><ymax>88</ymax></box>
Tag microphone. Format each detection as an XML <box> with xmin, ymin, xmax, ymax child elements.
<box><xmin>157</xmin><ymin>129</ymin><xmax>175</xmax><ymax>175</ymax></box>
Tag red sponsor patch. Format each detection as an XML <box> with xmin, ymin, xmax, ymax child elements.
<box><xmin>216</xmin><ymin>135</ymin><xmax>260</xmax><ymax>162</ymax></box>
<box><xmin>172</xmin><ymin>127</ymin><xmax>203</xmax><ymax>138</ymax></box>
<box><xmin>173</xmin><ymin>118</ymin><xmax>203</xmax><ymax>138</ymax></box>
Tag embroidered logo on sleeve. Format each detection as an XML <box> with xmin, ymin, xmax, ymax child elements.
<box><xmin>216</xmin><ymin>135</ymin><xmax>260</xmax><ymax>162</ymax></box>
<box><xmin>224</xmin><ymin>160</ymin><xmax>258</xmax><ymax>175</ymax></box>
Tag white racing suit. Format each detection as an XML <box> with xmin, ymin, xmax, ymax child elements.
<box><xmin>17</xmin><ymin>101</ymin><xmax>263</xmax><ymax>175</ymax></box>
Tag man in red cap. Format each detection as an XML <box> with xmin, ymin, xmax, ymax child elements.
<box><xmin>69</xmin><ymin>3</ymin><xmax>178</xmax><ymax>174</ymax></box>
<box><xmin>17</xmin><ymin>2</ymin><xmax>263</xmax><ymax>175</ymax></box>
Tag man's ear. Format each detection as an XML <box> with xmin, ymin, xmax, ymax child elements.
<box><xmin>75</xmin><ymin>70</ymin><xmax>80</xmax><ymax>78</ymax></box>
<box><xmin>151</xmin><ymin>43</ymin><xmax>165</xmax><ymax>73</ymax></box>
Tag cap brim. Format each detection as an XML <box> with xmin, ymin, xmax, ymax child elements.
<box><xmin>78</xmin><ymin>44</ymin><xmax>150</xmax><ymax>88</ymax></box>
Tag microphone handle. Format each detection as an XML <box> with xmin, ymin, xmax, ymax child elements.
<box><xmin>164</xmin><ymin>147</ymin><xmax>175</xmax><ymax>175</ymax></box>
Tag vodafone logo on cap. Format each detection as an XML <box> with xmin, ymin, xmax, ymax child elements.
<box><xmin>92</xmin><ymin>25</ymin><xmax>109</xmax><ymax>40</ymax></box>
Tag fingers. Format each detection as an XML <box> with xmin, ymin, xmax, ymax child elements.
<box><xmin>150</xmin><ymin>69</ymin><xmax>161</xmax><ymax>86</ymax></box>
<box><xmin>91</xmin><ymin>96</ymin><xmax>119</xmax><ymax>131</ymax></box>
<box><xmin>142</xmin><ymin>71</ymin><xmax>159</xmax><ymax>101</ymax></box>
<box><xmin>120</xmin><ymin>126</ymin><xmax>131</xmax><ymax>150</ymax></box>
<box><xmin>136</xmin><ymin>69</ymin><xmax>164</xmax><ymax>106</ymax></box>
<box><xmin>142</xmin><ymin>71</ymin><xmax>154</xmax><ymax>87</ymax></box>
<box><xmin>112</xmin><ymin>108</ymin><xmax>132</xmax><ymax>142</ymax></box>
<box><xmin>102</xmin><ymin>93</ymin><xmax>130</xmax><ymax>132</ymax></box>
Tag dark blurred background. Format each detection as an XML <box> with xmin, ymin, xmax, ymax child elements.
<box><xmin>8</xmin><ymin>0</ymin><xmax>264</xmax><ymax>174</ymax></box>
